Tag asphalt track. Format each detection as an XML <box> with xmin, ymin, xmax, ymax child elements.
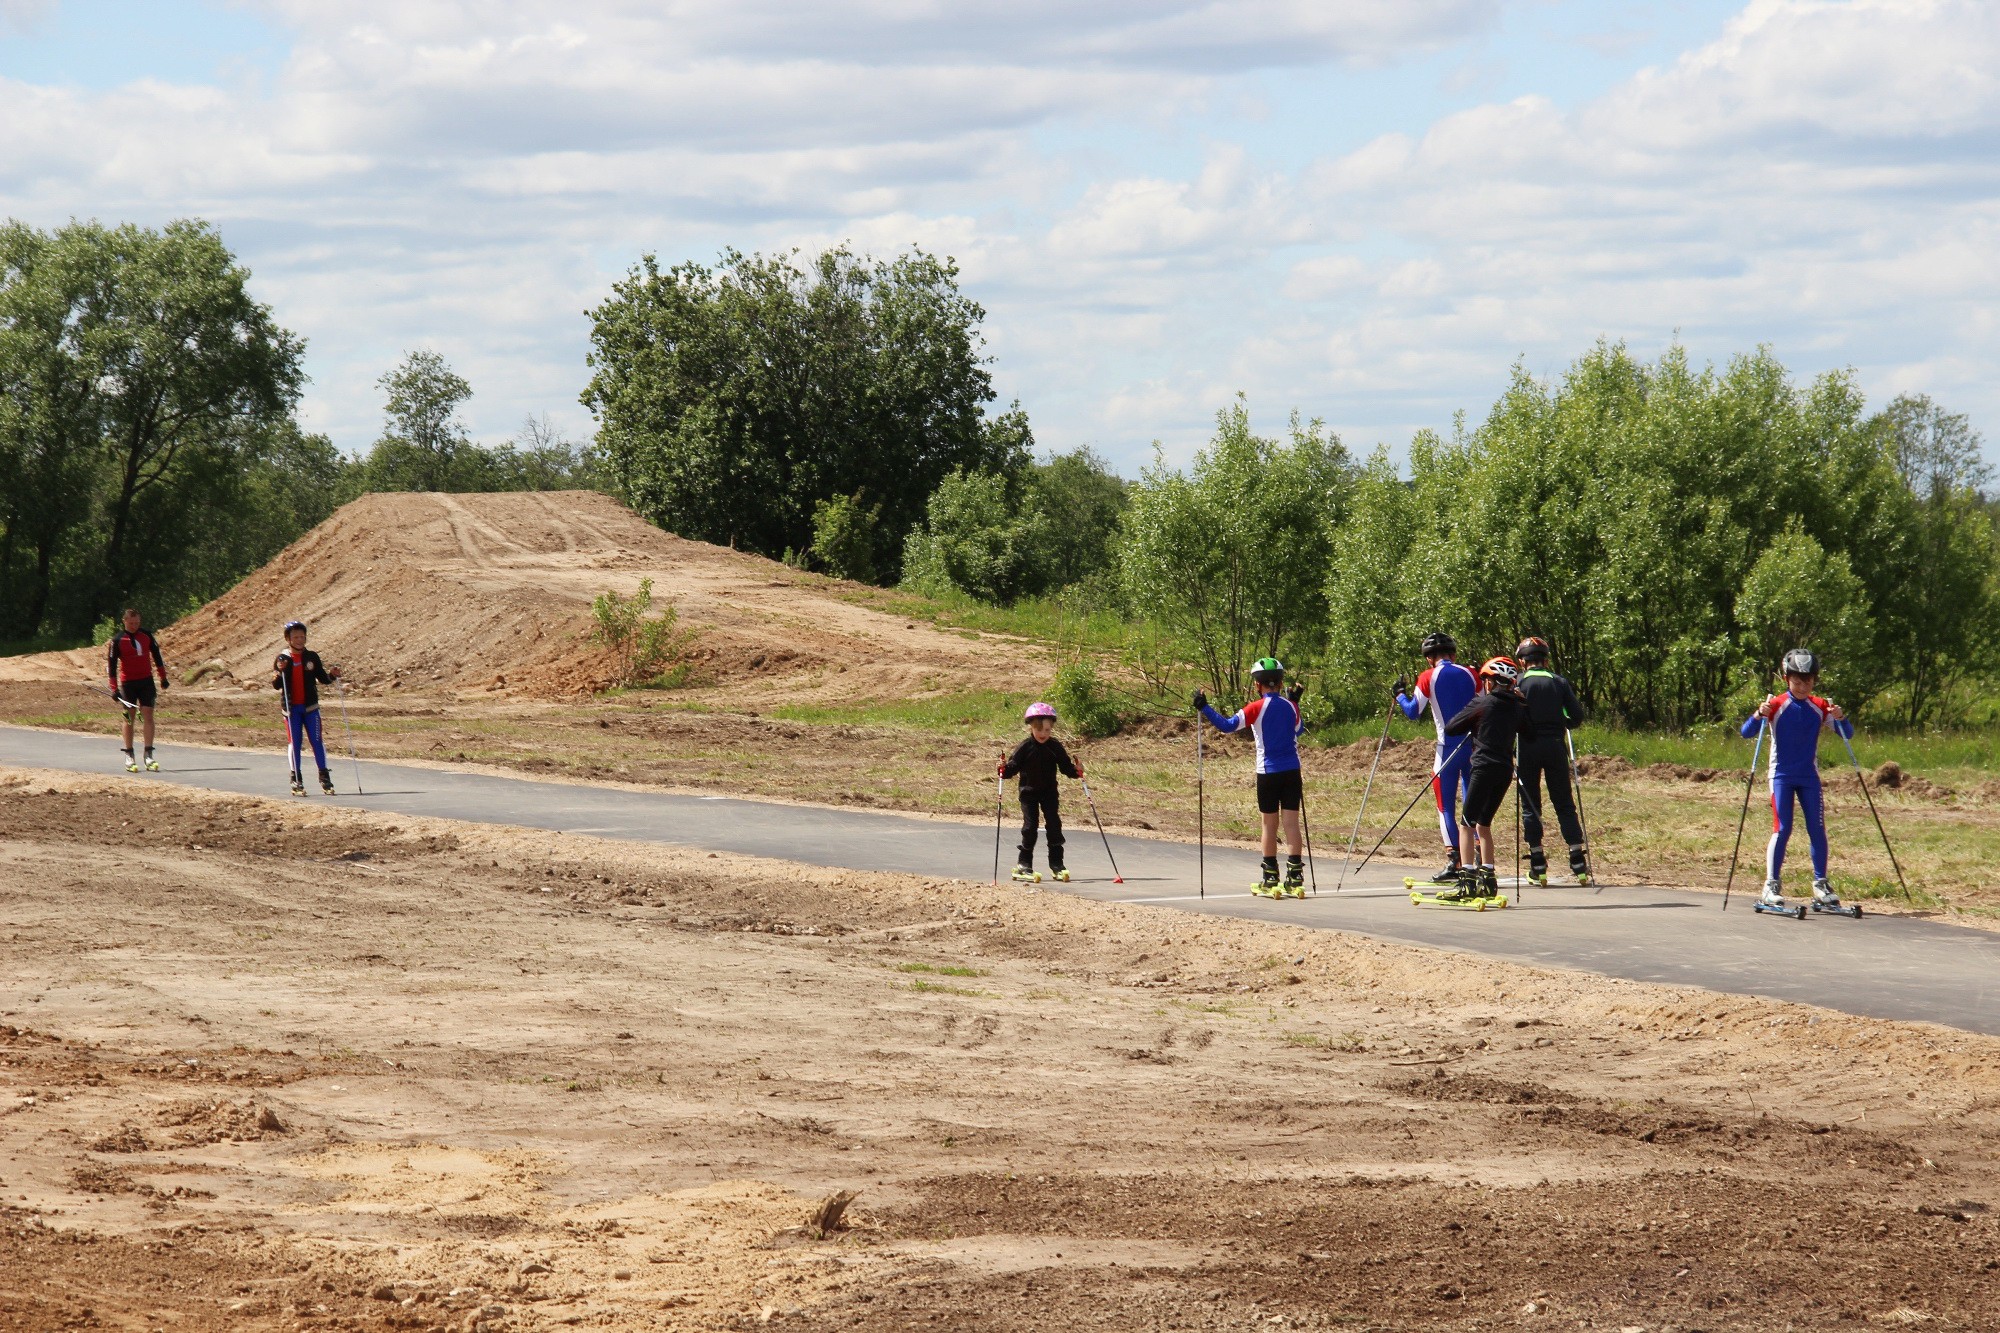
<box><xmin>5</xmin><ymin>723</ymin><xmax>1997</xmax><ymax>1037</ymax></box>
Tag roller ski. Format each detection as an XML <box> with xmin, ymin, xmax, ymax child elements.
<box><xmin>1010</xmin><ymin>865</ymin><xmax>1041</xmax><ymax>884</ymax></box>
<box><xmin>1809</xmin><ymin>878</ymin><xmax>1862</xmax><ymax>919</ymax></box>
<box><xmin>318</xmin><ymin>768</ymin><xmax>336</xmax><ymax>796</ymax></box>
<box><xmin>1251</xmin><ymin>862</ymin><xmax>1284</xmax><ymax>899</ymax></box>
<box><xmin>1569</xmin><ymin>846</ymin><xmax>1592</xmax><ymax>888</ymax></box>
<box><xmin>1412</xmin><ymin>868</ymin><xmax>1507</xmax><ymax>911</ymax></box>
<box><xmin>1753</xmin><ymin>881</ymin><xmax>1807</xmax><ymax>920</ymax></box>
<box><xmin>1281</xmin><ymin>859</ymin><xmax>1306</xmax><ymax>900</ymax></box>
<box><xmin>1527</xmin><ymin>847</ymin><xmax>1548</xmax><ymax>886</ymax></box>
<box><xmin>1050</xmin><ymin>868</ymin><xmax>1071</xmax><ymax>883</ymax></box>
<box><xmin>1403</xmin><ymin>858</ymin><xmax>1464</xmax><ymax>890</ymax></box>
<box><xmin>122</xmin><ymin>749</ymin><xmax>139</xmax><ymax>774</ymax></box>
<box><xmin>289</xmin><ymin>771</ymin><xmax>307</xmax><ymax>798</ymax></box>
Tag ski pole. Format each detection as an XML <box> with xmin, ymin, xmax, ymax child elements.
<box><xmin>335</xmin><ymin>678</ymin><xmax>365</xmax><ymax>795</ymax></box>
<box><xmin>1079</xmin><ymin>773</ymin><xmax>1123</xmax><ymax>884</ymax></box>
<box><xmin>1723</xmin><ymin>720</ymin><xmax>1767</xmax><ymax>911</ymax></box>
<box><xmin>1300</xmin><ymin>787</ymin><xmax>1317</xmax><ymax>896</ymax></box>
<box><xmin>1337</xmin><ymin>701</ymin><xmax>1394</xmax><ymax>892</ymax></box>
<box><xmin>1196</xmin><ymin>711</ymin><xmax>1205</xmax><ymax>901</ymax></box>
<box><xmin>1352</xmin><ymin>736</ymin><xmax>1468</xmax><ymax>877</ymax></box>
<box><xmin>1514</xmin><ymin>739</ymin><xmax>1524</xmax><ymax>906</ymax></box>
<box><xmin>89</xmin><ymin>678</ymin><xmax>138</xmax><ymax>712</ymax></box>
<box><xmin>1838</xmin><ymin>730</ymin><xmax>1912</xmax><ymax>903</ymax></box>
<box><xmin>992</xmin><ymin>753</ymin><xmax>1005</xmax><ymax>885</ymax></box>
<box><xmin>1564</xmin><ymin>729</ymin><xmax>1601</xmax><ymax>894</ymax></box>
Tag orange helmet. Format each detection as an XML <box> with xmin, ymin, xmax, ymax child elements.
<box><xmin>1480</xmin><ymin>656</ymin><xmax>1521</xmax><ymax>687</ymax></box>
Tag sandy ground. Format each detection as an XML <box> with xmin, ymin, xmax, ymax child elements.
<box><xmin>0</xmin><ymin>491</ymin><xmax>1042</xmax><ymax>703</ymax></box>
<box><xmin>4</xmin><ymin>766</ymin><xmax>1999</xmax><ymax>1330</ymax></box>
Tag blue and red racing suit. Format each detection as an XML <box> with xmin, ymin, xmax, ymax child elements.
<box><xmin>1397</xmin><ymin>659</ymin><xmax>1479</xmax><ymax>850</ymax></box>
<box><xmin>1198</xmin><ymin>691</ymin><xmax>1302</xmax><ymax>774</ymax></box>
<box><xmin>1740</xmin><ymin>692</ymin><xmax>1853</xmax><ymax>881</ymax></box>
<box><xmin>274</xmin><ymin>649</ymin><xmax>335</xmax><ymax>776</ymax></box>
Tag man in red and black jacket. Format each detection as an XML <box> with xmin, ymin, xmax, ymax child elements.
<box><xmin>106</xmin><ymin>608</ymin><xmax>168</xmax><ymax>772</ymax></box>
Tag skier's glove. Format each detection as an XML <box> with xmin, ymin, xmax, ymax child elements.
<box><xmin>158</xmin><ymin>678</ymin><xmax>170</xmax><ymax>690</ymax></box>
<box><xmin>1191</xmin><ymin>689</ymin><xmax>1208</xmax><ymax>711</ymax></box>
<box><xmin>1393</xmin><ymin>677</ymin><xmax>1409</xmax><ymax>696</ymax></box>
<box><xmin>1285</xmin><ymin>684</ymin><xmax>1304</xmax><ymax>704</ymax></box>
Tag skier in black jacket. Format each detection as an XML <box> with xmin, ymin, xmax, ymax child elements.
<box><xmin>1514</xmin><ymin>637</ymin><xmax>1591</xmax><ymax>885</ymax></box>
<box><xmin>1000</xmin><ymin>702</ymin><xmax>1081</xmax><ymax>882</ymax></box>
<box><xmin>1441</xmin><ymin>657</ymin><xmax>1534</xmax><ymax>900</ymax></box>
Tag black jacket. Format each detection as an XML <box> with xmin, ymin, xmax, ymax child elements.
<box><xmin>1443</xmin><ymin>687</ymin><xmax>1534</xmax><ymax>768</ymax></box>
<box><xmin>1003</xmin><ymin>735</ymin><xmax>1079</xmax><ymax>794</ymax></box>
<box><xmin>1519</xmin><ymin>668</ymin><xmax>1586</xmax><ymax>740</ymax></box>
<box><xmin>273</xmin><ymin>649</ymin><xmax>334</xmax><ymax>709</ymax></box>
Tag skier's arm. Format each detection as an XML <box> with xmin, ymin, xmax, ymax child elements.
<box><xmin>1442</xmin><ymin>695</ymin><xmax>1483</xmax><ymax>737</ymax></box>
<box><xmin>309</xmin><ymin>653</ymin><xmax>333</xmax><ymax>685</ymax></box>
<box><xmin>1053</xmin><ymin>739</ymin><xmax>1080</xmax><ymax>780</ymax></box>
<box><xmin>1200</xmin><ymin>702</ymin><xmax>1243</xmax><ymax>733</ymax></box>
<box><xmin>1395</xmin><ymin>687</ymin><xmax>1425</xmax><ymax>721</ymax></box>
<box><xmin>1561</xmin><ymin>679</ymin><xmax>1586</xmax><ymax>728</ymax></box>
<box><xmin>106</xmin><ymin>637</ymin><xmax>119</xmax><ymax>687</ymax></box>
<box><xmin>1000</xmin><ymin>738</ymin><xmax>1030</xmax><ymax>779</ymax></box>
<box><xmin>272</xmin><ymin>654</ymin><xmax>288</xmax><ymax>692</ymax></box>
<box><xmin>1820</xmin><ymin>699</ymin><xmax>1854</xmax><ymax>740</ymax></box>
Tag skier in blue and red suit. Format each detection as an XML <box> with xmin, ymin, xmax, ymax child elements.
<box><xmin>1196</xmin><ymin>656</ymin><xmax>1306</xmax><ymax>898</ymax></box>
<box><xmin>273</xmin><ymin>619</ymin><xmax>343</xmax><ymax>797</ymax></box>
<box><xmin>1394</xmin><ymin>632</ymin><xmax>1479</xmax><ymax>884</ymax></box>
<box><xmin>1741</xmin><ymin>648</ymin><xmax>1854</xmax><ymax>912</ymax></box>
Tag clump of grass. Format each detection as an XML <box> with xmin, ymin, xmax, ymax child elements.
<box><xmin>906</xmin><ymin>978</ymin><xmax>991</xmax><ymax>997</ymax></box>
<box><xmin>896</xmin><ymin>962</ymin><xmax>989</xmax><ymax>977</ymax></box>
<box><xmin>1281</xmin><ymin>1031</ymin><xmax>1325</xmax><ymax>1049</ymax></box>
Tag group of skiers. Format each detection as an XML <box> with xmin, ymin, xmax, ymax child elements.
<box><xmin>106</xmin><ymin>612</ymin><xmax>345</xmax><ymax>797</ymax></box>
<box><xmin>1000</xmin><ymin>633</ymin><xmax>1862</xmax><ymax>914</ymax></box>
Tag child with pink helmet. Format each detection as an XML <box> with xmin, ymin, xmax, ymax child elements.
<box><xmin>999</xmin><ymin>702</ymin><xmax>1082</xmax><ymax>882</ymax></box>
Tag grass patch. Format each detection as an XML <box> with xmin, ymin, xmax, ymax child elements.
<box><xmin>768</xmin><ymin>690</ymin><xmax>1031</xmax><ymax>739</ymax></box>
<box><xmin>896</xmin><ymin>962</ymin><xmax>989</xmax><ymax>977</ymax></box>
<box><xmin>905</xmin><ymin>978</ymin><xmax>991</xmax><ymax>997</ymax></box>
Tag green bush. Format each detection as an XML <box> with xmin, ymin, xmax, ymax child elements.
<box><xmin>810</xmin><ymin>491</ymin><xmax>881</xmax><ymax>583</ymax></box>
<box><xmin>1050</xmin><ymin>659</ymin><xmax>1122</xmax><ymax>738</ymax></box>
<box><xmin>589</xmin><ymin>578</ymin><xmax>700</xmax><ymax>688</ymax></box>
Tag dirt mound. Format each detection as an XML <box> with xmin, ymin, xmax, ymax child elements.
<box><xmin>0</xmin><ymin>491</ymin><xmax>1040</xmax><ymax>702</ymax></box>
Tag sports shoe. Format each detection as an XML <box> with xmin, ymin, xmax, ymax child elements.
<box><xmin>319</xmin><ymin>768</ymin><xmax>336</xmax><ymax>795</ymax></box>
<box><xmin>1528</xmin><ymin>847</ymin><xmax>1548</xmax><ymax>885</ymax></box>
<box><xmin>289</xmin><ymin>772</ymin><xmax>306</xmax><ymax>797</ymax></box>
<box><xmin>1050</xmin><ymin>868</ymin><xmax>1071</xmax><ymax>883</ymax></box>
<box><xmin>123</xmin><ymin>752</ymin><xmax>139</xmax><ymax>773</ymax></box>
<box><xmin>1759</xmin><ymin>880</ymin><xmax>1786</xmax><ymax>909</ymax></box>
<box><xmin>1431</xmin><ymin>879</ymin><xmax>1479</xmax><ymax>903</ymax></box>
<box><xmin>1430</xmin><ymin>861</ymin><xmax>1464</xmax><ymax>884</ymax></box>
<box><xmin>1812</xmin><ymin>878</ymin><xmax>1840</xmax><ymax>907</ymax></box>
<box><xmin>1010</xmin><ymin>866</ymin><xmax>1040</xmax><ymax>884</ymax></box>
<box><xmin>143</xmin><ymin>751</ymin><xmax>159</xmax><ymax>772</ymax></box>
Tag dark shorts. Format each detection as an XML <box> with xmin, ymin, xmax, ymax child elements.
<box><xmin>1255</xmin><ymin>768</ymin><xmax>1303</xmax><ymax>814</ymax></box>
<box><xmin>1461</xmin><ymin>763</ymin><xmax>1511</xmax><ymax>827</ymax></box>
<box><xmin>117</xmin><ymin>679</ymin><xmax>157</xmax><ymax>709</ymax></box>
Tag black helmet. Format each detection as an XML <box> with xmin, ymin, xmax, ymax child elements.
<box><xmin>1781</xmin><ymin>648</ymin><xmax>1820</xmax><ymax>677</ymax></box>
<box><xmin>1516</xmin><ymin>636</ymin><xmax>1550</xmax><ymax>664</ymax></box>
<box><xmin>282</xmin><ymin>619</ymin><xmax>308</xmax><ymax>636</ymax></box>
<box><xmin>1420</xmin><ymin>632</ymin><xmax>1456</xmax><ymax>658</ymax></box>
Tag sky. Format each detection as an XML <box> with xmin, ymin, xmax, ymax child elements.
<box><xmin>2</xmin><ymin>0</ymin><xmax>1996</xmax><ymax>471</ymax></box>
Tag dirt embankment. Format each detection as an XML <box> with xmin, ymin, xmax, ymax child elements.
<box><xmin>0</xmin><ymin>490</ymin><xmax>1043</xmax><ymax>703</ymax></box>
<box><xmin>3</xmin><ymin>768</ymin><xmax>1999</xmax><ymax>1330</ymax></box>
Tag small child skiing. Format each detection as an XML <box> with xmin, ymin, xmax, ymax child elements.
<box><xmin>273</xmin><ymin>619</ymin><xmax>343</xmax><ymax>797</ymax></box>
<box><xmin>1742</xmin><ymin>648</ymin><xmax>1853</xmax><ymax>913</ymax></box>
<box><xmin>1000</xmin><ymin>702</ymin><xmax>1081</xmax><ymax>883</ymax></box>
<box><xmin>1194</xmin><ymin>657</ymin><xmax>1306</xmax><ymax>898</ymax></box>
<box><xmin>106</xmin><ymin>607</ymin><xmax>169</xmax><ymax>772</ymax></box>
<box><xmin>1394</xmin><ymin>632</ymin><xmax>1479</xmax><ymax>884</ymax></box>
<box><xmin>1437</xmin><ymin>656</ymin><xmax>1535</xmax><ymax>902</ymax></box>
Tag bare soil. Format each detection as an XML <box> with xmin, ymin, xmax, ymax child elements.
<box><xmin>4</xmin><ymin>768</ymin><xmax>1999</xmax><ymax>1330</ymax></box>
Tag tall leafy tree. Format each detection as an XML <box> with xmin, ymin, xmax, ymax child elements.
<box><xmin>582</xmin><ymin>245</ymin><xmax>1014</xmax><ymax>576</ymax></box>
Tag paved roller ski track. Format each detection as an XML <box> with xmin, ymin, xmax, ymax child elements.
<box><xmin>5</xmin><ymin>723</ymin><xmax>1996</xmax><ymax>1036</ymax></box>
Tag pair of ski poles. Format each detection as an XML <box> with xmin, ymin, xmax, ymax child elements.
<box><xmin>991</xmin><ymin>748</ymin><xmax>1121</xmax><ymax>885</ymax></box>
<box><xmin>1722</xmin><ymin>716</ymin><xmax>1909</xmax><ymax>910</ymax></box>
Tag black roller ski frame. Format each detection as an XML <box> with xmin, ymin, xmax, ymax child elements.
<box><xmin>1752</xmin><ymin>899</ymin><xmax>1807</xmax><ymax>921</ymax></box>
<box><xmin>1810</xmin><ymin>898</ymin><xmax>1863</xmax><ymax>919</ymax></box>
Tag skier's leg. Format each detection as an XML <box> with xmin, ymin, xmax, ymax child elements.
<box><xmin>1542</xmin><ymin>743</ymin><xmax>1585</xmax><ymax>847</ymax></box>
<box><xmin>1016</xmin><ymin>793</ymin><xmax>1039</xmax><ymax>871</ymax></box>
<box><xmin>285</xmin><ymin>707</ymin><xmax>304</xmax><ymax>777</ymax></box>
<box><xmin>140</xmin><ymin>704</ymin><xmax>155</xmax><ymax>753</ymax></box>
<box><xmin>1800</xmin><ymin>781</ymin><xmax>1829</xmax><ymax>881</ymax></box>
<box><xmin>305</xmin><ymin>709</ymin><xmax>329</xmax><ymax>771</ymax></box>
<box><xmin>1043</xmin><ymin>791</ymin><xmax>1065</xmax><ymax>873</ymax></box>
<box><xmin>1764</xmin><ymin>781</ymin><xmax>1794</xmax><ymax>895</ymax></box>
<box><xmin>1517</xmin><ymin>744</ymin><xmax>1546</xmax><ymax>849</ymax></box>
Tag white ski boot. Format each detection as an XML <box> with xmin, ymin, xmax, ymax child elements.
<box><xmin>122</xmin><ymin>750</ymin><xmax>139</xmax><ymax>773</ymax></box>
<box><xmin>1754</xmin><ymin>877</ymin><xmax>1805</xmax><ymax>920</ymax></box>
<box><xmin>143</xmin><ymin>750</ymin><xmax>159</xmax><ymax>772</ymax></box>
<box><xmin>1811</xmin><ymin>877</ymin><xmax>1863</xmax><ymax>918</ymax></box>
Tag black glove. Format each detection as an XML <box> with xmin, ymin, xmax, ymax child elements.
<box><xmin>1392</xmin><ymin>677</ymin><xmax>1409</xmax><ymax>696</ymax></box>
<box><xmin>1285</xmin><ymin>684</ymin><xmax>1303</xmax><ymax>704</ymax></box>
<box><xmin>1191</xmin><ymin>689</ymin><xmax>1208</xmax><ymax>711</ymax></box>
<box><xmin>158</xmin><ymin>678</ymin><xmax>170</xmax><ymax>690</ymax></box>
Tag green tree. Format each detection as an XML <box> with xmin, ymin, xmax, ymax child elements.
<box><xmin>1030</xmin><ymin>446</ymin><xmax>1128</xmax><ymax>590</ymax></box>
<box><xmin>582</xmin><ymin>245</ymin><xmax>1014</xmax><ymax>576</ymax></box>
<box><xmin>1735</xmin><ymin>523</ymin><xmax>1872</xmax><ymax>693</ymax></box>
<box><xmin>349</xmin><ymin>350</ymin><xmax>500</xmax><ymax>493</ymax></box>
<box><xmin>900</xmin><ymin>468</ymin><xmax>1049</xmax><ymax>604</ymax></box>
<box><xmin>809</xmin><ymin>491</ymin><xmax>882</xmax><ymax>583</ymax></box>
<box><xmin>1120</xmin><ymin>399</ymin><xmax>1349</xmax><ymax>700</ymax></box>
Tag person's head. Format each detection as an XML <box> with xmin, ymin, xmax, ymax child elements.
<box><xmin>1479</xmin><ymin>656</ymin><xmax>1522</xmax><ymax>692</ymax></box>
<box><xmin>121</xmin><ymin>607</ymin><xmax>141</xmax><ymax>632</ymax></box>
<box><xmin>284</xmin><ymin>619</ymin><xmax>308</xmax><ymax>650</ymax></box>
<box><xmin>1781</xmin><ymin>648</ymin><xmax>1820</xmax><ymax>698</ymax></box>
<box><xmin>1420</xmin><ymin>631</ymin><xmax>1456</xmax><ymax>664</ymax></box>
<box><xmin>1250</xmin><ymin>657</ymin><xmax>1286</xmax><ymax>694</ymax></box>
<box><xmin>1023</xmin><ymin>701</ymin><xmax>1057</xmax><ymax>739</ymax></box>
<box><xmin>1515</xmin><ymin>636</ymin><xmax>1550</xmax><ymax>667</ymax></box>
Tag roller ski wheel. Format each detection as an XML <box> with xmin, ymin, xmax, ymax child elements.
<box><xmin>289</xmin><ymin>774</ymin><xmax>306</xmax><ymax>797</ymax></box>
<box><xmin>1010</xmin><ymin>868</ymin><xmax>1041</xmax><ymax>884</ymax></box>
<box><xmin>1411</xmin><ymin>888</ymin><xmax>1504</xmax><ymax>911</ymax></box>
<box><xmin>1573</xmin><ymin>873</ymin><xmax>1592</xmax><ymax>887</ymax></box>
<box><xmin>1752</xmin><ymin>899</ymin><xmax>1807</xmax><ymax>920</ymax></box>
<box><xmin>144</xmin><ymin>756</ymin><xmax>160</xmax><ymax>773</ymax></box>
<box><xmin>1528</xmin><ymin>872</ymin><xmax>1548</xmax><ymax>886</ymax></box>
<box><xmin>123</xmin><ymin>757</ymin><xmax>139</xmax><ymax>773</ymax></box>
<box><xmin>1050</xmin><ymin>869</ymin><xmax>1071</xmax><ymax>883</ymax></box>
<box><xmin>1251</xmin><ymin>882</ymin><xmax>1284</xmax><ymax>899</ymax></box>
<box><xmin>1810</xmin><ymin>899</ymin><xmax>1863</xmax><ymax>918</ymax></box>
<box><xmin>319</xmin><ymin>770</ymin><xmax>336</xmax><ymax>796</ymax></box>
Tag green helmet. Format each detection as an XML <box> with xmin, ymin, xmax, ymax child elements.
<box><xmin>1250</xmin><ymin>656</ymin><xmax>1285</xmax><ymax>686</ymax></box>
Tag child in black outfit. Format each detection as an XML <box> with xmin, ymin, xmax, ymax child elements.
<box><xmin>1441</xmin><ymin>656</ymin><xmax>1534</xmax><ymax>900</ymax></box>
<box><xmin>1000</xmin><ymin>702</ymin><xmax>1081</xmax><ymax>883</ymax></box>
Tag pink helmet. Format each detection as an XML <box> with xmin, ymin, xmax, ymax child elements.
<box><xmin>1023</xmin><ymin>702</ymin><xmax>1058</xmax><ymax>722</ymax></box>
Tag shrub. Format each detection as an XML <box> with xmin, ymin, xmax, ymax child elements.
<box><xmin>589</xmin><ymin>578</ymin><xmax>700</xmax><ymax>687</ymax></box>
<box><xmin>1050</xmin><ymin>659</ymin><xmax>1122</xmax><ymax>738</ymax></box>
